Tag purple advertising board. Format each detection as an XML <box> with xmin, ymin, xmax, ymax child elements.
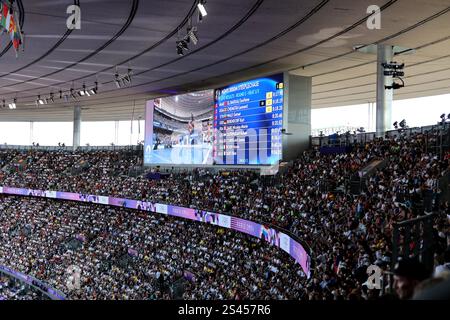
<box><xmin>0</xmin><ymin>186</ymin><xmax>311</xmax><ymax>278</ymax></box>
<box><xmin>0</xmin><ymin>265</ymin><xmax>65</xmax><ymax>300</ymax></box>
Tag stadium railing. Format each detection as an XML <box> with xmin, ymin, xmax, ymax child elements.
<box><xmin>310</xmin><ymin>123</ymin><xmax>450</xmax><ymax>159</ymax></box>
<box><xmin>0</xmin><ymin>265</ymin><xmax>66</xmax><ymax>300</ymax></box>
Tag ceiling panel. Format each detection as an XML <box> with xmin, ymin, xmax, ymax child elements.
<box><xmin>0</xmin><ymin>0</ymin><xmax>448</xmax><ymax>121</ymax></box>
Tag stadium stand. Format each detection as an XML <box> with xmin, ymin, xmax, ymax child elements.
<box><xmin>0</xmin><ymin>1</ymin><xmax>449</xmax><ymax>307</ymax></box>
<box><xmin>0</xmin><ymin>123</ymin><xmax>448</xmax><ymax>300</ymax></box>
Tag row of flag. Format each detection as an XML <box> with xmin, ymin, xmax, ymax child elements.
<box><xmin>0</xmin><ymin>1</ymin><xmax>23</xmax><ymax>56</ymax></box>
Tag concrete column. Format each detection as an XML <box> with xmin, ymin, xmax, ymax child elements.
<box><xmin>29</xmin><ymin>121</ymin><xmax>34</xmax><ymax>145</ymax></box>
<box><xmin>114</xmin><ymin>120</ymin><xmax>119</xmax><ymax>145</ymax></box>
<box><xmin>73</xmin><ymin>105</ymin><xmax>81</xmax><ymax>149</ymax></box>
<box><xmin>376</xmin><ymin>44</ymin><xmax>393</xmax><ymax>137</ymax></box>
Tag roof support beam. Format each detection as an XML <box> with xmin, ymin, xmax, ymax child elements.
<box><xmin>376</xmin><ymin>44</ymin><xmax>393</xmax><ymax>137</ymax></box>
<box><xmin>73</xmin><ymin>105</ymin><xmax>82</xmax><ymax>150</ymax></box>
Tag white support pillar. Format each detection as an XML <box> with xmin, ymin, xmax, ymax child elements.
<box><xmin>73</xmin><ymin>105</ymin><xmax>81</xmax><ymax>150</ymax></box>
<box><xmin>376</xmin><ymin>44</ymin><xmax>393</xmax><ymax>137</ymax></box>
<box><xmin>29</xmin><ymin>121</ymin><xmax>34</xmax><ymax>145</ymax></box>
<box><xmin>114</xmin><ymin>120</ymin><xmax>119</xmax><ymax>145</ymax></box>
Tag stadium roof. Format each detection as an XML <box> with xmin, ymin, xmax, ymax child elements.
<box><xmin>0</xmin><ymin>0</ymin><xmax>449</xmax><ymax>122</ymax></box>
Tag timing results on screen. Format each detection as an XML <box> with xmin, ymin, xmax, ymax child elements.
<box><xmin>213</xmin><ymin>74</ymin><xmax>284</xmax><ymax>165</ymax></box>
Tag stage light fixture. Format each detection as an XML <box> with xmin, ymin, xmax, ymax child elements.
<box><xmin>78</xmin><ymin>84</ymin><xmax>93</xmax><ymax>97</ymax></box>
<box><xmin>70</xmin><ymin>89</ymin><xmax>78</xmax><ymax>101</ymax></box>
<box><xmin>383</xmin><ymin>62</ymin><xmax>406</xmax><ymax>90</ymax></box>
<box><xmin>382</xmin><ymin>62</ymin><xmax>404</xmax><ymax>70</ymax></box>
<box><xmin>114</xmin><ymin>70</ymin><xmax>132</xmax><ymax>88</ymax></box>
<box><xmin>187</xmin><ymin>26</ymin><xmax>199</xmax><ymax>45</ymax></box>
<box><xmin>115</xmin><ymin>72</ymin><xmax>122</xmax><ymax>88</ymax></box>
<box><xmin>9</xmin><ymin>99</ymin><xmax>17</xmax><ymax>109</ymax></box>
<box><xmin>385</xmin><ymin>80</ymin><xmax>404</xmax><ymax>90</ymax></box>
<box><xmin>176</xmin><ymin>43</ymin><xmax>184</xmax><ymax>56</ymax></box>
<box><xmin>176</xmin><ymin>39</ymin><xmax>189</xmax><ymax>53</ymax></box>
<box><xmin>88</xmin><ymin>82</ymin><xmax>98</xmax><ymax>95</ymax></box>
<box><xmin>392</xmin><ymin>82</ymin><xmax>403</xmax><ymax>89</ymax></box>
<box><xmin>197</xmin><ymin>0</ymin><xmax>207</xmax><ymax>17</ymax></box>
<box><xmin>37</xmin><ymin>95</ymin><xmax>45</xmax><ymax>105</ymax></box>
<box><xmin>123</xmin><ymin>69</ymin><xmax>133</xmax><ymax>86</ymax></box>
<box><xmin>181</xmin><ymin>40</ymin><xmax>189</xmax><ymax>51</ymax></box>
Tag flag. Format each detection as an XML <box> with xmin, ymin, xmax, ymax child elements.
<box><xmin>0</xmin><ymin>3</ymin><xmax>8</xmax><ymax>29</ymax></box>
<box><xmin>0</xmin><ymin>2</ymin><xmax>23</xmax><ymax>55</ymax></box>
<box><xmin>11</xmin><ymin>15</ymin><xmax>21</xmax><ymax>52</ymax></box>
<box><xmin>5</xmin><ymin>9</ymin><xmax>11</xmax><ymax>31</ymax></box>
<box><xmin>13</xmin><ymin>37</ymin><xmax>20</xmax><ymax>51</ymax></box>
<box><xmin>8</xmin><ymin>14</ymin><xmax>16</xmax><ymax>40</ymax></box>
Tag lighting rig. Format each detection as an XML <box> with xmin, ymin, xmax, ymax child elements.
<box><xmin>393</xmin><ymin>119</ymin><xmax>407</xmax><ymax>131</ymax></box>
<box><xmin>28</xmin><ymin>80</ymin><xmax>99</xmax><ymax>108</ymax></box>
<box><xmin>115</xmin><ymin>69</ymin><xmax>133</xmax><ymax>88</ymax></box>
<box><xmin>8</xmin><ymin>98</ymin><xmax>17</xmax><ymax>109</ymax></box>
<box><xmin>383</xmin><ymin>62</ymin><xmax>405</xmax><ymax>90</ymax></box>
<box><xmin>439</xmin><ymin>113</ymin><xmax>450</xmax><ymax>125</ymax></box>
<box><xmin>176</xmin><ymin>0</ymin><xmax>207</xmax><ymax>55</ymax></box>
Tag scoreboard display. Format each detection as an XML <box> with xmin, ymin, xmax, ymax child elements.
<box><xmin>213</xmin><ymin>74</ymin><xmax>284</xmax><ymax>165</ymax></box>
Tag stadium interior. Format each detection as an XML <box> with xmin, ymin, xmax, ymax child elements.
<box><xmin>0</xmin><ymin>0</ymin><xmax>449</xmax><ymax>304</ymax></box>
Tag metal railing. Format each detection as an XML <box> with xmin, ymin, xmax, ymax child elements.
<box><xmin>311</xmin><ymin>123</ymin><xmax>450</xmax><ymax>159</ymax></box>
<box><xmin>0</xmin><ymin>265</ymin><xmax>66</xmax><ymax>300</ymax></box>
<box><xmin>392</xmin><ymin>213</ymin><xmax>438</xmax><ymax>271</ymax></box>
<box><xmin>439</xmin><ymin>169</ymin><xmax>450</xmax><ymax>204</ymax></box>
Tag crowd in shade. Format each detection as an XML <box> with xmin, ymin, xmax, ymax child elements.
<box><xmin>0</xmin><ymin>127</ymin><xmax>449</xmax><ymax>300</ymax></box>
<box><xmin>0</xmin><ymin>197</ymin><xmax>306</xmax><ymax>300</ymax></box>
<box><xmin>0</xmin><ymin>273</ymin><xmax>45</xmax><ymax>300</ymax></box>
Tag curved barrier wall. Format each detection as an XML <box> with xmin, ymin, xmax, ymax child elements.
<box><xmin>0</xmin><ymin>186</ymin><xmax>311</xmax><ymax>278</ymax></box>
<box><xmin>0</xmin><ymin>265</ymin><xmax>66</xmax><ymax>300</ymax></box>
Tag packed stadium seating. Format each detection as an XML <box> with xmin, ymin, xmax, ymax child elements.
<box><xmin>0</xmin><ymin>197</ymin><xmax>306</xmax><ymax>300</ymax></box>
<box><xmin>0</xmin><ymin>127</ymin><xmax>449</xmax><ymax>300</ymax></box>
<box><xmin>0</xmin><ymin>273</ymin><xmax>47</xmax><ymax>300</ymax></box>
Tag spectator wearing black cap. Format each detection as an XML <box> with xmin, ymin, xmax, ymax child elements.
<box><xmin>393</xmin><ymin>258</ymin><xmax>431</xmax><ymax>299</ymax></box>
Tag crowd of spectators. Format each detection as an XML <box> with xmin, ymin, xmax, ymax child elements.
<box><xmin>0</xmin><ymin>273</ymin><xmax>45</xmax><ymax>300</ymax></box>
<box><xmin>0</xmin><ymin>128</ymin><xmax>449</xmax><ymax>300</ymax></box>
<box><xmin>0</xmin><ymin>196</ymin><xmax>305</xmax><ymax>300</ymax></box>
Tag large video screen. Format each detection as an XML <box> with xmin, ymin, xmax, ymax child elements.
<box><xmin>144</xmin><ymin>90</ymin><xmax>214</xmax><ymax>165</ymax></box>
<box><xmin>213</xmin><ymin>73</ymin><xmax>284</xmax><ymax>165</ymax></box>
